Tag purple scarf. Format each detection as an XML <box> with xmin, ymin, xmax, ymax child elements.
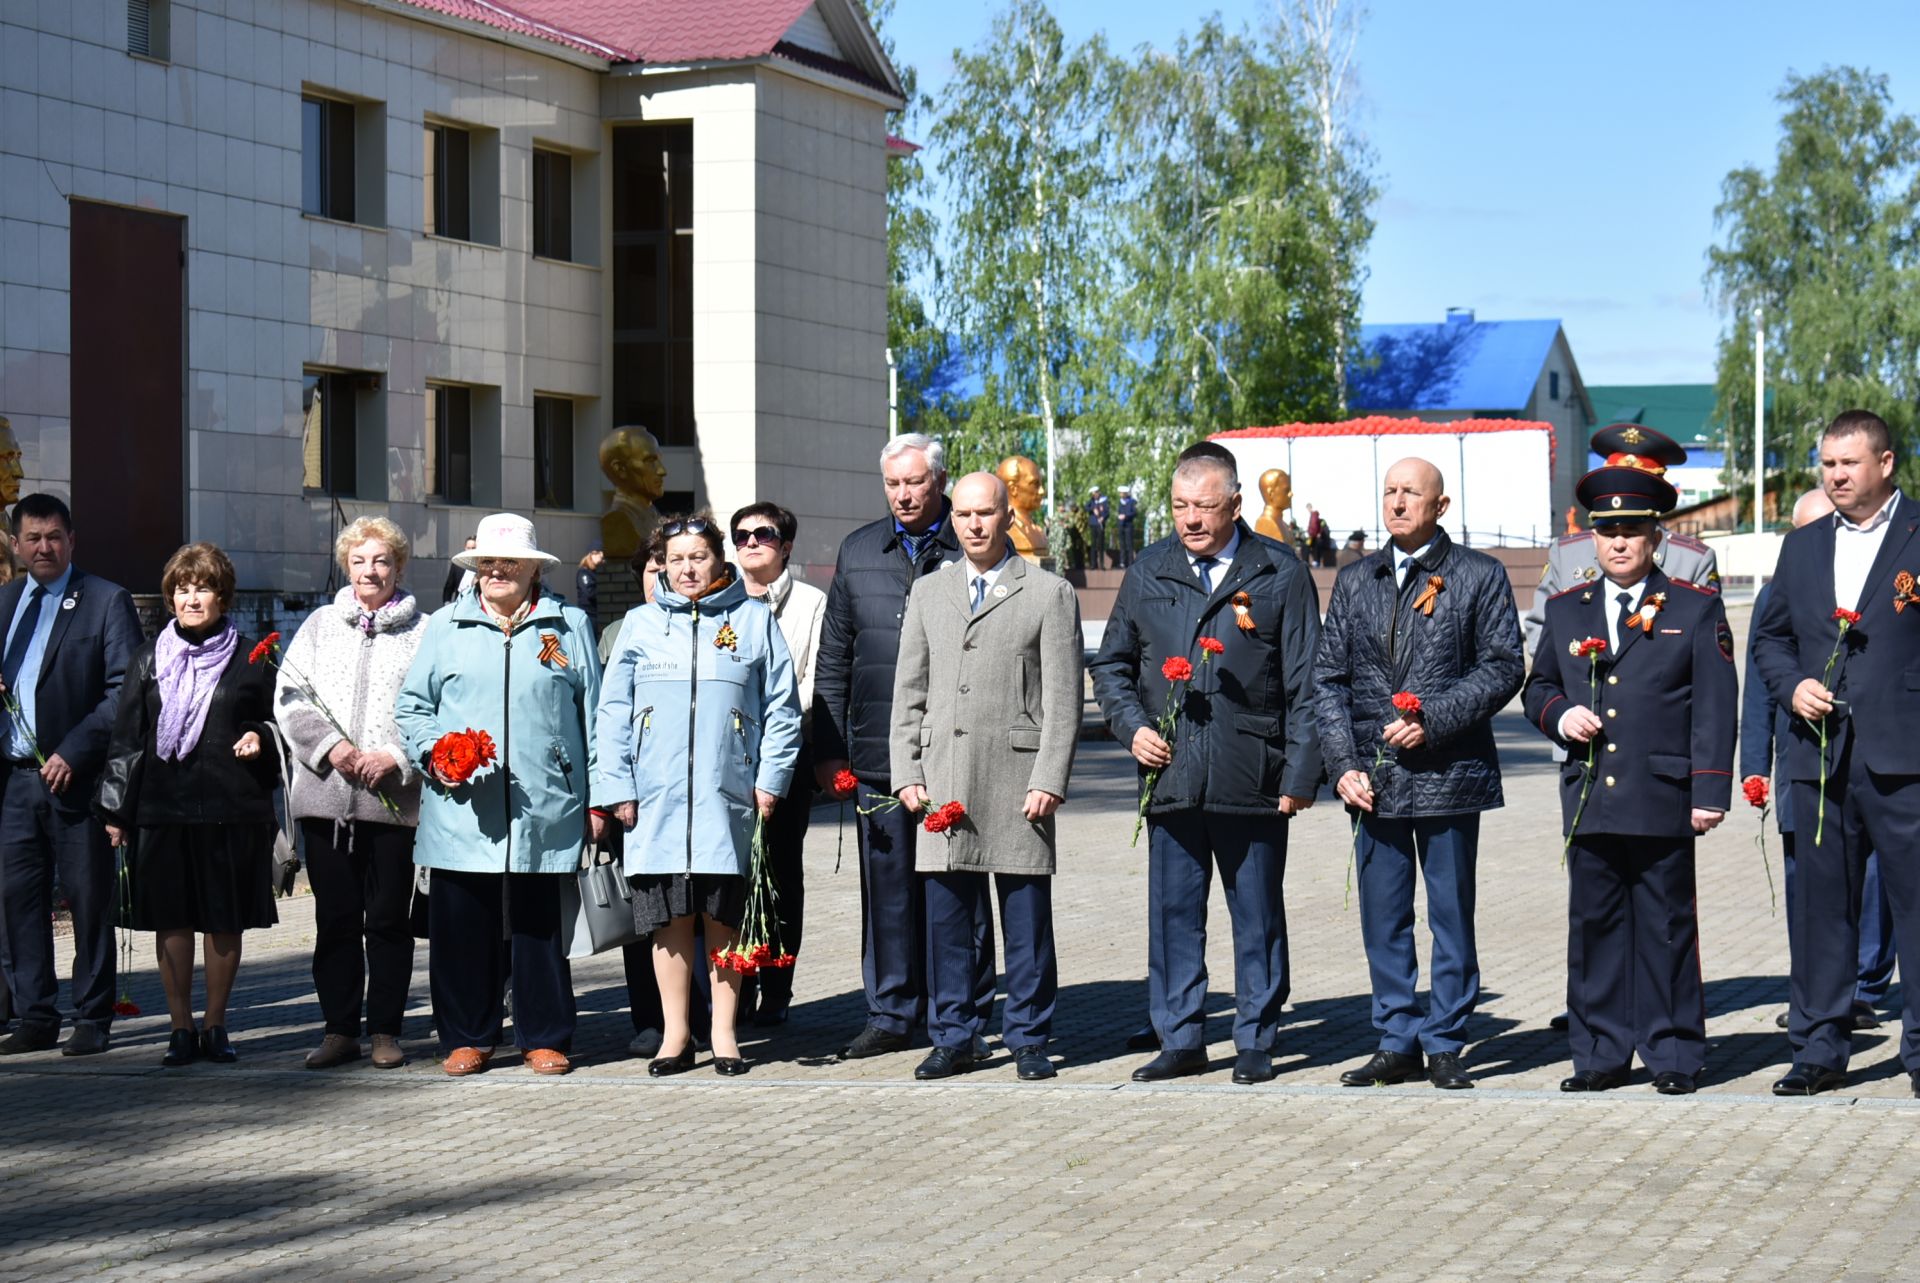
<box><xmin>154</xmin><ymin>620</ymin><xmax>239</xmax><ymax>761</ymax></box>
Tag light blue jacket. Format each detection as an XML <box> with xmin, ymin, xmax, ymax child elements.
<box><xmin>396</xmin><ymin>589</ymin><xmax>602</xmax><ymax>874</ymax></box>
<box><xmin>595</xmin><ymin>573</ymin><xmax>801</xmax><ymax>878</ymax></box>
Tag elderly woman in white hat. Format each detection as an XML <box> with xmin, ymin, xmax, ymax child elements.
<box><xmin>394</xmin><ymin>514</ymin><xmax>604</xmax><ymax>1078</ymax></box>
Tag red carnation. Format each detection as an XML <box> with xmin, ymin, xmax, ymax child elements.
<box><xmin>1575</xmin><ymin>637</ymin><xmax>1608</xmax><ymax>659</ymax></box>
<box><xmin>1744</xmin><ymin>777</ymin><xmax>1770</xmax><ymax>809</ymax></box>
<box><xmin>832</xmin><ymin>768</ymin><xmax>860</xmax><ymax>798</ymax></box>
<box><xmin>113</xmin><ymin>999</ymin><xmax>141</xmax><ymax>1017</ymax></box>
<box><xmin>1161</xmin><ymin>656</ymin><xmax>1194</xmax><ymax>682</ymax></box>
<box><xmin>431</xmin><ymin>728</ymin><xmax>499</xmax><ymax>786</ymax></box>
<box><xmin>1833</xmin><ymin>607</ymin><xmax>1862</xmax><ymax>626</ymax></box>
<box><xmin>1198</xmin><ymin>636</ymin><xmax>1225</xmax><ymax>656</ymax></box>
<box><xmin>1391</xmin><ymin>691</ymin><xmax>1421</xmax><ymax>716</ymax></box>
<box><xmin>247</xmin><ymin>632</ymin><xmax>282</xmax><ymax>665</ymax></box>
<box><xmin>924</xmin><ymin>808</ymin><xmax>953</xmax><ymax>834</ymax></box>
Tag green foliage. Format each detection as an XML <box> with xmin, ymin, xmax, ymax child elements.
<box><xmin>1707</xmin><ymin>66</ymin><xmax>1920</xmax><ymax>503</ymax></box>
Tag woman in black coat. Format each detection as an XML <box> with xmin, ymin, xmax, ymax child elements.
<box><xmin>96</xmin><ymin>543</ymin><xmax>280</xmax><ymax>1067</ymax></box>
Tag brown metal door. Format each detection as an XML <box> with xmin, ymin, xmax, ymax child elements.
<box><xmin>69</xmin><ymin>200</ymin><xmax>185</xmax><ymax>593</ymax></box>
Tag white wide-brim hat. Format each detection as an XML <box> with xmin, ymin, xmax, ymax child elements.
<box><xmin>452</xmin><ymin>512</ymin><xmax>562</xmax><ymax>571</ymax></box>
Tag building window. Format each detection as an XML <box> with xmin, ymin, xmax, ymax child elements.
<box><xmin>127</xmin><ymin>0</ymin><xmax>170</xmax><ymax>59</ymax></box>
<box><xmin>427</xmin><ymin>384</ymin><xmax>473</xmax><ymax>505</ymax></box>
<box><xmin>302</xmin><ymin>96</ymin><xmax>356</xmax><ymax>222</ymax></box>
<box><xmin>534</xmin><ymin>397</ymin><xmax>575</xmax><ymax>510</ymax></box>
<box><xmin>425</xmin><ymin>123</ymin><xmax>471</xmax><ymax>241</ymax></box>
<box><xmin>302</xmin><ymin>371</ymin><xmax>359</xmax><ymax>497</ymax></box>
<box><xmin>533</xmin><ymin>149</ymin><xmax>573</xmax><ymax>261</ymax></box>
<box><xmin>611</xmin><ymin>124</ymin><xmax>694</xmax><ymax>447</ymax></box>
<box><xmin>1549</xmin><ymin>370</ymin><xmax>1561</xmax><ymax>402</ymax></box>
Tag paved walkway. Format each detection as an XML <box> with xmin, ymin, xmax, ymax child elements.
<box><xmin>5</xmin><ymin>603</ymin><xmax>1919</xmax><ymax>1280</ymax></box>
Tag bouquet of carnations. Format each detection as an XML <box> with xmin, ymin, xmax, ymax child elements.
<box><xmin>429</xmin><ymin>727</ymin><xmax>498</xmax><ymax>787</ymax></box>
<box><xmin>711</xmin><ymin>815</ymin><xmax>798</xmax><ymax>975</ymax></box>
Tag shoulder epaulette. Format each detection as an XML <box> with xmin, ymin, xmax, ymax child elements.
<box><xmin>1554</xmin><ymin>532</ymin><xmax>1588</xmax><ymax>545</ymax></box>
<box><xmin>1664</xmin><ymin>531</ymin><xmax>1709</xmax><ymax>551</ymax></box>
<box><xmin>1547</xmin><ymin>583</ymin><xmax>1590</xmax><ymax>601</ymax></box>
<box><xmin>1670</xmin><ymin>578</ymin><xmax>1716</xmax><ymax>596</ymax></box>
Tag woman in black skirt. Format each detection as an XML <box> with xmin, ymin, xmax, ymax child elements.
<box><xmin>96</xmin><ymin>542</ymin><xmax>280</xmax><ymax>1067</ymax></box>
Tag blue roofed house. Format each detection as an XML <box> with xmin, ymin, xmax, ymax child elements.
<box><xmin>1349</xmin><ymin>308</ymin><xmax>1594</xmax><ymax>535</ymax></box>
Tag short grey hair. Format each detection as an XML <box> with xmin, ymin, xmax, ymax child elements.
<box><xmin>880</xmin><ymin>433</ymin><xmax>947</xmax><ymax>478</ymax></box>
<box><xmin>1172</xmin><ymin>454</ymin><xmax>1240</xmax><ymax>494</ymax></box>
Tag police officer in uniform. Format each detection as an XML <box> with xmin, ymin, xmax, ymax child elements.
<box><xmin>1523</xmin><ymin>425</ymin><xmax>1718</xmax><ymax>659</ymax></box>
<box><xmin>1523</xmin><ymin>464</ymin><xmax>1736</xmax><ymax>1094</ymax></box>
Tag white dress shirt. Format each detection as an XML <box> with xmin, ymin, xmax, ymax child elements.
<box><xmin>1391</xmin><ymin>538</ymin><xmax>1435</xmax><ymax>590</ymax></box>
<box><xmin>966</xmin><ymin>544</ymin><xmax>1015</xmax><ymax>608</ymax></box>
<box><xmin>1557</xmin><ymin>576</ymin><xmax>1646</xmax><ymax>741</ymax></box>
<box><xmin>1833</xmin><ymin>489</ymin><xmax>1901</xmax><ymax>612</ymax></box>
<box><xmin>1186</xmin><ymin>527</ymin><xmax>1241</xmax><ymax>588</ymax></box>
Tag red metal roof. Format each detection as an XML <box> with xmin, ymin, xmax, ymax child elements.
<box><xmin>392</xmin><ymin>0</ymin><xmax>821</xmax><ymax>64</ymax></box>
<box><xmin>1216</xmin><ymin>416</ymin><xmax>1554</xmax><ymax>439</ymax></box>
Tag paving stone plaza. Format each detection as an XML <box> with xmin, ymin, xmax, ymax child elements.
<box><xmin>5</xmin><ymin>604</ymin><xmax>1919</xmax><ymax>1281</ymax></box>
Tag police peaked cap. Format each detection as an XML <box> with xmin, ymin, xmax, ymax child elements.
<box><xmin>1589</xmin><ymin>422</ymin><xmax>1689</xmax><ymax>472</ymax></box>
<box><xmin>1577</xmin><ymin>464</ymin><xmax>1678</xmax><ymax>522</ymax></box>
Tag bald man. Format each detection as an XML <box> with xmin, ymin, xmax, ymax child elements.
<box><xmin>1312</xmin><ymin>458</ymin><xmax>1525</xmax><ymax>1089</ymax></box>
<box><xmin>1742</xmin><ymin>487</ymin><xmax>1895</xmax><ymax>1033</ymax></box>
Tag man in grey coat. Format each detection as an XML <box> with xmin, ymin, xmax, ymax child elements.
<box><xmin>892</xmin><ymin>473</ymin><xmax>1083</xmax><ymax>1082</ymax></box>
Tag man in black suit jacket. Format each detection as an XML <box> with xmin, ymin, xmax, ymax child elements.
<box><xmin>0</xmin><ymin>494</ymin><xmax>143</xmax><ymax>1055</ymax></box>
<box><xmin>1752</xmin><ymin>410</ymin><xmax>1920</xmax><ymax>1097</ymax></box>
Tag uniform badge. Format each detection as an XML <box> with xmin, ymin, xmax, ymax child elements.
<box><xmin>1624</xmin><ymin>592</ymin><xmax>1666</xmax><ymax>633</ymax></box>
<box><xmin>1896</xmin><ymin>571</ymin><xmax>1917</xmax><ymax>614</ymax></box>
<box><xmin>1716</xmin><ymin>619</ymin><xmax>1735</xmax><ymax>663</ymax></box>
<box><xmin>1620</xmin><ymin>426</ymin><xmax>1645</xmax><ymax>445</ymax></box>
<box><xmin>1577</xmin><ymin>566</ymin><xmax>1599</xmax><ymax>581</ymax></box>
<box><xmin>714</xmin><ymin>623</ymin><xmax>739</xmax><ymax>652</ymax></box>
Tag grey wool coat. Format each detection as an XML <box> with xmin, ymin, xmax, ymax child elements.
<box><xmin>889</xmin><ymin>552</ymin><xmax>1084</xmax><ymax>875</ymax></box>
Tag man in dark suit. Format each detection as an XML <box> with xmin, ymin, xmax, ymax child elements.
<box><xmin>1524</xmin><ymin>464</ymin><xmax>1736</xmax><ymax>1094</ymax></box>
<box><xmin>0</xmin><ymin>494</ymin><xmax>144</xmax><ymax>1055</ymax></box>
<box><xmin>1751</xmin><ymin>409</ymin><xmax>1920</xmax><ymax>1097</ymax></box>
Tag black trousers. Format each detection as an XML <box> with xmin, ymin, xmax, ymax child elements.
<box><xmin>0</xmin><ymin>767</ymin><xmax>115</xmax><ymax>1031</ymax></box>
<box><xmin>753</xmin><ymin>788</ymin><xmax>812</xmax><ymax>1009</ymax></box>
<box><xmin>428</xmin><ymin>869</ymin><xmax>575</xmax><ymax>1054</ymax></box>
<box><xmin>1565</xmin><ymin>833</ymin><xmax>1704</xmax><ymax>1077</ymax></box>
<box><xmin>1790</xmin><ymin>760</ymin><xmax>1920</xmax><ymax>1072</ymax></box>
<box><xmin>301</xmin><ymin>819</ymin><xmax>416</xmax><ymax>1038</ymax></box>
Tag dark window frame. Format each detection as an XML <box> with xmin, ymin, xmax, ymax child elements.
<box><xmin>302</xmin><ymin>370</ymin><xmax>360</xmax><ymax>498</ymax></box>
<box><xmin>611</xmin><ymin>124</ymin><xmax>694</xmax><ymax>447</ymax></box>
<box><xmin>425</xmin><ymin>122</ymin><xmax>472</xmax><ymax>242</ymax></box>
<box><xmin>428</xmin><ymin>383</ymin><xmax>474</xmax><ymax>506</ymax></box>
<box><xmin>533</xmin><ymin>396</ymin><xmax>576</xmax><ymax>510</ymax></box>
<box><xmin>532</xmin><ymin>148</ymin><xmax>573</xmax><ymax>261</ymax></box>
<box><xmin>301</xmin><ymin>95</ymin><xmax>356</xmax><ymax>222</ymax></box>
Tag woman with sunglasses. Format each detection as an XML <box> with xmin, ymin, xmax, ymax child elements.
<box><xmin>596</xmin><ymin>513</ymin><xmax>802</xmax><ymax>1075</ymax></box>
<box><xmin>729</xmin><ymin>503</ymin><xmax>826</xmax><ymax>1025</ymax></box>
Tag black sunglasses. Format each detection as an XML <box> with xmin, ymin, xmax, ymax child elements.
<box><xmin>731</xmin><ymin>525</ymin><xmax>782</xmax><ymax>548</ymax></box>
<box><xmin>660</xmin><ymin>518</ymin><xmax>714</xmax><ymax>538</ymax></box>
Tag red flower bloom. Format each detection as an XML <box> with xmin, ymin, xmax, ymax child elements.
<box><xmin>924</xmin><ymin>808</ymin><xmax>953</xmax><ymax>834</ymax></box>
<box><xmin>1833</xmin><ymin>607</ymin><xmax>1862</xmax><ymax>626</ymax></box>
<box><xmin>1391</xmin><ymin>691</ymin><xmax>1421</xmax><ymax>716</ymax></box>
<box><xmin>1198</xmin><ymin>636</ymin><xmax>1225</xmax><ymax>656</ymax></box>
<box><xmin>1744</xmin><ymin>777</ymin><xmax>1770</xmax><ymax>809</ymax></box>
<box><xmin>1161</xmin><ymin>656</ymin><xmax>1194</xmax><ymax>682</ymax></box>
<box><xmin>113</xmin><ymin>999</ymin><xmax>141</xmax><ymax>1016</ymax></box>
<box><xmin>431</xmin><ymin>728</ymin><xmax>499</xmax><ymax>786</ymax></box>
<box><xmin>832</xmin><ymin>768</ymin><xmax>860</xmax><ymax>798</ymax></box>
<box><xmin>247</xmin><ymin>632</ymin><xmax>282</xmax><ymax>665</ymax></box>
<box><xmin>1574</xmin><ymin>637</ymin><xmax>1607</xmax><ymax>659</ymax></box>
<box><xmin>939</xmin><ymin>800</ymin><xmax>966</xmax><ymax>821</ymax></box>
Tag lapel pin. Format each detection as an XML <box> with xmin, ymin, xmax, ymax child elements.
<box><xmin>61</xmin><ymin>597</ymin><xmax>75</xmax><ymax>610</ymax></box>
<box><xmin>992</xmin><ymin>584</ymin><xmax>1008</xmax><ymax>599</ymax></box>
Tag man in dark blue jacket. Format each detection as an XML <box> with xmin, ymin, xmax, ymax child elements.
<box><xmin>1752</xmin><ymin>409</ymin><xmax>1920</xmax><ymax>1097</ymax></box>
<box><xmin>0</xmin><ymin>494</ymin><xmax>144</xmax><ymax>1056</ymax></box>
<box><xmin>1092</xmin><ymin>452</ymin><xmax>1322</xmax><ymax>1084</ymax></box>
<box><xmin>812</xmin><ymin>433</ymin><xmax>988</xmax><ymax>1061</ymax></box>
<box><xmin>1314</xmin><ymin>458</ymin><xmax>1524</xmax><ymax>1090</ymax></box>
<box><xmin>1741</xmin><ymin>487</ymin><xmax>1894</xmax><ymax>1033</ymax></box>
<box><xmin>1525</xmin><ymin>465</ymin><xmax>1735</xmax><ymax>1094</ymax></box>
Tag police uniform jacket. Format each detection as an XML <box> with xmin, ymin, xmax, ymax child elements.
<box><xmin>1522</xmin><ymin>569</ymin><xmax>1736</xmax><ymax>837</ymax></box>
<box><xmin>1523</xmin><ymin>527</ymin><xmax>1717</xmax><ymax>660</ymax></box>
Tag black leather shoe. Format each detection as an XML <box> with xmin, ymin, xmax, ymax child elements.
<box><xmin>161</xmin><ymin>1028</ymin><xmax>199</xmax><ymax>1068</ymax></box>
<box><xmin>840</xmin><ymin>1024</ymin><xmax>910</xmax><ymax>1060</ymax></box>
<box><xmin>712</xmin><ymin>1056</ymin><xmax>750</xmax><ymax>1077</ymax></box>
<box><xmin>1131</xmin><ymin>1048</ymin><xmax>1207</xmax><ymax>1082</ymax></box>
<box><xmin>1772</xmin><ymin>1062</ymin><xmax>1846</xmax><ymax>1096</ymax></box>
<box><xmin>1339</xmin><ymin>1049</ymin><xmax>1423</xmax><ymax>1086</ymax></box>
<box><xmin>751</xmin><ymin>1001</ymin><xmax>790</xmax><ymax>1028</ymax></box>
<box><xmin>1851</xmin><ymin>1005</ymin><xmax>1881</xmax><ymax>1031</ymax></box>
<box><xmin>914</xmin><ymin>1046</ymin><xmax>975</xmax><ymax>1080</ymax></box>
<box><xmin>1124</xmin><ymin>1024</ymin><xmax>1160</xmax><ymax>1052</ymax></box>
<box><xmin>647</xmin><ymin>1047</ymin><xmax>697</xmax><ymax>1077</ymax></box>
<box><xmin>1909</xmin><ymin>1070</ymin><xmax>1920</xmax><ymax>1100</ymax></box>
<box><xmin>1427</xmin><ymin>1051</ymin><xmax>1473</xmax><ymax>1090</ymax></box>
<box><xmin>200</xmin><ymin>1026</ymin><xmax>237</xmax><ymax>1064</ymax></box>
<box><xmin>1652</xmin><ymin>1071</ymin><xmax>1696</xmax><ymax>1095</ymax></box>
<box><xmin>61</xmin><ymin>1023</ymin><xmax>110</xmax><ymax>1057</ymax></box>
<box><xmin>1012</xmin><ymin>1046</ymin><xmax>1055</xmax><ymax>1080</ymax></box>
<box><xmin>1559</xmin><ymin>1068</ymin><xmax>1627</xmax><ymax>1092</ymax></box>
<box><xmin>627</xmin><ymin>1028</ymin><xmax>663</xmax><ymax>1059</ymax></box>
<box><xmin>1549</xmin><ymin>1012</ymin><xmax>1570</xmax><ymax>1032</ymax></box>
<box><xmin>1775</xmin><ymin>1011</ymin><xmax>1789</xmax><ymax>1029</ymax></box>
<box><xmin>0</xmin><ymin>1025</ymin><xmax>58</xmax><ymax>1055</ymax></box>
<box><xmin>1231</xmin><ymin>1049</ymin><xmax>1274</xmax><ymax>1084</ymax></box>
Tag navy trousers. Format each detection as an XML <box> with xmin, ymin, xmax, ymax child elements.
<box><xmin>857</xmin><ymin>787</ymin><xmax>993</xmax><ymax>1035</ymax></box>
<box><xmin>1355</xmin><ymin>812</ymin><xmax>1480</xmax><ymax>1055</ymax></box>
<box><xmin>0</xmin><ymin>767</ymin><xmax>115</xmax><ymax>1033</ymax></box>
<box><xmin>1780</xmin><ymin>830</ymin><xmax>1896</xmax><ymax>1007</ymax></box>
<box><xmin>925</xmin><ymin>870</ymin><xmax>1054</xmax><ymax>1051</ymax></box>
<box><xmin>1565</xmin><ymin>834</ymin><xmax>1704</xmax><ymax>1077</ymax></box>
<box><xmin>1148</xmin><ymin>809</ymin><xmax>1290</xmax><ymax>1053</ymax></box>
<box><xmin>428</xmin><ymin>869</ymin><xmax>575</xmax><ymax>1054</ymax></box>
<box><xmin>1789</xmin><ymin>763</ymin><xmax>1920</xmax><ymax>1072</ymax></box>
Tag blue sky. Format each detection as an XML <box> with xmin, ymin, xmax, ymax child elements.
<box><xmin>883</xmin><ymin>1</ymin><xmax>1920</xmax><ymax>388</ymax></box>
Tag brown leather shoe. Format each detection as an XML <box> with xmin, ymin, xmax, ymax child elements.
<box><xmin>370</xmin><ymin>1034</ymin><xmax>406</xmax><ymax>1069</ymax></box>
<box><xmin>524</xmin><ymin>1048</ymin><xmax>571</xmax><ymax>1076</ymax></box>
<box><xmin>304</xmin><ymin>1034</ymin><xmax>361</xmax><ymax>1070</ymax></box>
<box><xmin>442</xmin><ymin>1046</ymin><xmax>492</xmax><ymax>1077</ymax></box>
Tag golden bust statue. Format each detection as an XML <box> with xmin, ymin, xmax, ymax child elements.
<box><xmin>0</xmin><ymin>416</ymin><xmax>22</xmax><ymax>506</ymax></box>
<box><xmin>599</xmin><ymin>426</ymin><xmax>668</xmax><ymax>561</ymax></box>
<box><xmin>995</xmin><ymin>454</ymin><xmax>1050</xmax><ymax>562</ymax></box>
<box><xmin>1254</xmin><ymin>468</ymin><xmax>1296</xmax><ymax>545</ymax></box>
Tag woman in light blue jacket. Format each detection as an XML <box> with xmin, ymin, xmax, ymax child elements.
<box><xmin>597</xmin><ymin>514</ymin><xmax>800</xmax><ymax>1077</ymax></box>
<box><xmin>395</xmin><ymin>514</ymin><xmax>604</xmax><ymax>1079</ymax></box>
